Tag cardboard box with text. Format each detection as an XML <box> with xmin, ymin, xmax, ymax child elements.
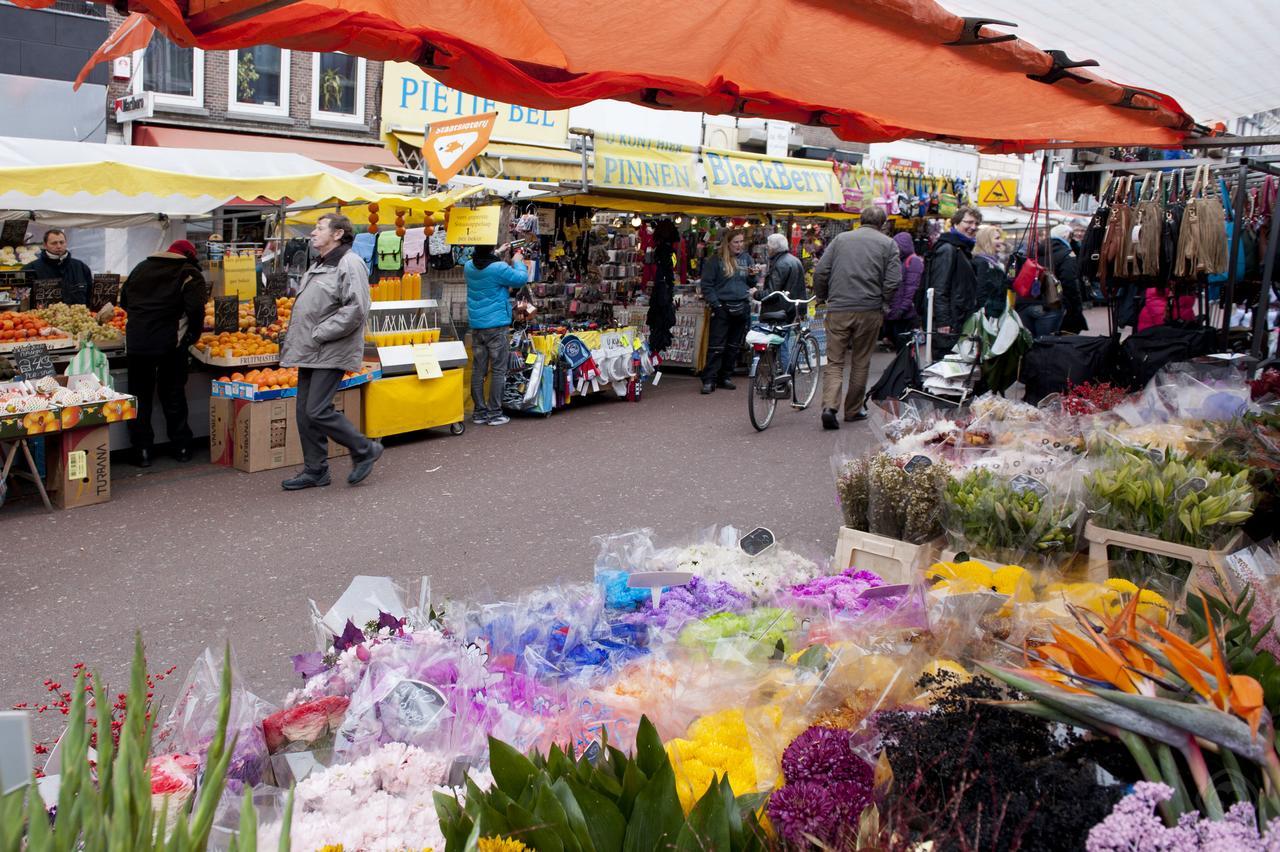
<box><xmin>46</xmin><ymin>425</ymin><xmax>111</xmax><ymax>509</ymax></box>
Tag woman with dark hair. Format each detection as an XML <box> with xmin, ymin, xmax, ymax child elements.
<box><xmin>465</xmin><ymin>241</ymin><xmax>528</xmax><ymax>425</ymax></box>
<box><xmin>699</xmin><ymin>229</ymin><xmax>757</xmax><ymax>394</ymax></box>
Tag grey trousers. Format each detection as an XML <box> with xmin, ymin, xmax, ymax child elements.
<box><xmin>296</xmin><ymin>367</ymin><xmax>373</xmax><ymax>473</ymax></box>
<box><xmin>470</xmin><ymin>326</ymin><xmax>510</xmax><ymax>419</ymax></box>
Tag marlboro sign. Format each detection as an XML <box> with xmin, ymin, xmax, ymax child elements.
<box><xmin>424</xmin><ymin>111</ymin><xmax>498</xmax><ymax>183</ymax></box>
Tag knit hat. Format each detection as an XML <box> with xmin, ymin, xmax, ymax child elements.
<box><xmin>893</xmin><ymin>231</ymin><xmax>915</xmax><ymax>259</ymax></box>
<box><xmin>1050</xmin><ymin>224</ymin><xmax>1073</xmax><ymax>243</ymax></box>
<box><xmin>168</xmin><ymin>239</ymin><xmax>198</xmax><ymax>260</ymax></box>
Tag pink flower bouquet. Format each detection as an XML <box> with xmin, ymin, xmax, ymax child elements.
<box><xmin>262</xmin><ymin>696</ymin><xmax>349</xmax><ymax>754</ymax></box>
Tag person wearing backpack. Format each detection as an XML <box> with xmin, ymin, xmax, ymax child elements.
<box><xmin>883</xmin><ymin>232</ymin><xmax>922</xmax><ymax>350</ymax></box>
<box><xmin>926</xmin><ymin>207</ymin><xmax>981</xmax><ymax>333</ymax></box>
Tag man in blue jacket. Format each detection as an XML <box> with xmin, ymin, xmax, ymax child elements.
<box><xmin>465</xmin><ymin>243</ymin><xmax>527</xmax><ymax>425</ymax></box>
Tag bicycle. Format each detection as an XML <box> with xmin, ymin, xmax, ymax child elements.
<box><xmin>746</xmin><ymin>294</ymin><xmax>820</xmax><ymax>431</ymax></box>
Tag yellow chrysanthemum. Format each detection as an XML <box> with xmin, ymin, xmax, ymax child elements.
<box><xmin>1104</xmin><ymin>578</ymin><xmax>1140</xmax><ymax>596</ymax></box>
<box><xmin>667</xmin><ymin>709</ymin><xmax>757</xmax><ymax>812</ymax></box>
<box><xmin>319</xmin><ymin>846</ymin><xmax>344</xmax><ymax>852</ymax></box>
<box><xmin>927</xmin><ymin>560</ymin><xmax>994</xmax><ymax>591</ymax></box>
<box><xmin>477</xmin><ymin>838</ymin><xmax>530</xmax><ymax>852</ymax></box>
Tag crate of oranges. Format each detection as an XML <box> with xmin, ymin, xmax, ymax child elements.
<box><xmin>212</xmin><ymin>364</ymin><xmax>379</xmax><ymax>401</ymax></box>
<box><xmin>191</xmin><ymin>330</ymin><xmax>281</xmax><ymax>367</ymax></box>
<box><xmin>0</xmin><ymin>312</ymin><xmax>73</xmax><ymax>351</ymax></box>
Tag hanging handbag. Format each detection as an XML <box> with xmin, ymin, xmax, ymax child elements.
<box><xmin>513</xmin><ymin>286</ymin><xmax>537</xmax><ymax>323</ymax></box>
<box><xmin>841</xmin><ymin>165</ymin><xmax>868</xmax><ymax>213</ymax></box>
<box><xmin>1036</xmin><ymin>165</ymin><xmax>1063</xmax><ymax>310</ymax></box>
<box><xmin>938</xmin><ymin>177</ymin><xmax>958</xmax><ymax>220</ymax></box>
<box><xmin>1012</xmin><ymin>158</ymin><xmax>1049</xmax><ymax>300</ymax></box>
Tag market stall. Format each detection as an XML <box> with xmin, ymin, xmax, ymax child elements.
<box><xmin>0</xmin><ymin>137</ymin><xmax>480</xmax><ymax>497</ymax></box>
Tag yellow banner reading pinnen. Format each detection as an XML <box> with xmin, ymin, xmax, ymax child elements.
<box><xmin>594</xmin><ymin>133</ymin><xmax>699</xmax><ymax>196</ymax></box>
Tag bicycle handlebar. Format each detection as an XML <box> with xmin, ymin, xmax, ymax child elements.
<box><xmin>760</xmin><ymin>293</ymin><xmax>816</xmax><ymax>305</ymax></box>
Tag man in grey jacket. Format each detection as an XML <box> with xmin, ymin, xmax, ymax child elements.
<box><xmin>279</xmin><ymin>213</ymin><xmax>381</xmax><ymax>490</ymax></box>
<box><xmin>813</xmin><ymin>206</ymin><xmax>901</xmax><ymax>429</ymax></box>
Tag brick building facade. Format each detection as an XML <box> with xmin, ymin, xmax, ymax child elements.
<box><xmin>103</xmin><ymin>8</ymin><xmax>392</xmax><ymax>167</ymax></box>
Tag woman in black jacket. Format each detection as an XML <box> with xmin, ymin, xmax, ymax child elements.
<box><xmin>972</xmin><ymin>225</ymin><xmax>1008</xmax><ymax>309</ymax></box>
<box><xmin>1049</xmin><ymin>224</ymin><xmax>1088</xmax><ymax>333</ymax></box>
<box><xmin>698</xmin><ymin>229</ymin><xmax>758</xmax><ymax>394</ymax></box>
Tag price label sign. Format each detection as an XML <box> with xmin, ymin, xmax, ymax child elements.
<box><xmin>260</xmin><ymin>272</ymin><xmax>288</xmax><ymax>300</ymax></box>
<box><xmin>88</xmin><ymin>275</ymin><xmax>121</xmax><ymax>312</ymax></box>
<box><xmin>253</xmin><ymin>295</ymin><xmax>278</xmax><ymax>328</ymax></box>
<box><xmin>213</xmin><ymin>296</ymin><xmax>239</xmax><ymax>334</ymax></box>
<box><xmin>31</xmin><ymin>279</ymin><xmax>63</xmax><ymax>309</ymax></box>
<box><xmin>10</xmin><ymin>343</ymin><xmax>56</xmax><ymax>381</ymax></box>
<box><xmin>411</xmin><ymin>343</ymin><xmax>443</xmax><ymax>380</ymax></box>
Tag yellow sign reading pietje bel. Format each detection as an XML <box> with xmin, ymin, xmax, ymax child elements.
<box><xmin>445</xmin><ymin>206</ymin><xmax>502</xmax><ymax>245</ymax></box>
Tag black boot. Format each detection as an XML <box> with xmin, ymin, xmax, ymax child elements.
<box><xmin>132</xmin><ymin>448</ymin><xmax>153</xmax><ymax>468</ymax></box>
<box><xmin>700</xmin><ymin>381</ymin><xmax>716</xmax><ymax>395</ymax></box>
<box><xmin>717</xmin><ymin>378</ymin><xmax>737</xmax><ymax>390</ymax></box>
<box><xmin>821</xmin><ymin>409</ymin><xmax>840</xmax><ymax>430</ymax></box>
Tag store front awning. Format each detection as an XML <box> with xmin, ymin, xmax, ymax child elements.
<box><xmin>33</xmin><ymin>0</ymin><xmax>1194</xmax><ymax>150</ymax></box>
<box><xmin>0</xmin><ymin>135</ymin><xmax>467</xmax><ymax>226</ymax></box>
<box><xmin>135</xmin><ymin>125</ymin><xmax>401</xmax><ymax>172</ymax></box>
<box><xmin>535</xmin><ymin>187</ymin><xmax>808</xmax><ymax>217</ymax></box>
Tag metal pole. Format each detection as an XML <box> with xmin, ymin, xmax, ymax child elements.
<box><xmin>1222</xmin><ymin>160</ymin><xmax>1248</xmax><ymax>335</ymax></box>
<box><xmin>422</xmin><ymin>122</ymin><xmax>430</xmax><ymax>197</ymax></box>
<box><xmin>1253</xmin><ymin>191</ymin><xmax>1280</xmax><ymax>362</ymax></box>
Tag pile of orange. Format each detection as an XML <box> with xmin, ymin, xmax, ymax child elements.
<box><xmin>194</xmin><ymin>331</ymin><xmax>279</xmax><ymax>358</ymax></box>
<box><xmin>0</xmin><ymin>312</ymin><xmax>69</xmax><ymax>343</ymax></box>
<box><xmin>218</xmin><ymin>367</ymin><xmax>297</xmax><ymax>390</ymax></box>
<box><xmin>202</xmin><ymin>297</ymin><xmax>294</xmax><ymax>340</ymax></box>
<box><xmin>107</xmin><ymin>307</ymin><xmax>127</xmax><ymax>332</ymax></box>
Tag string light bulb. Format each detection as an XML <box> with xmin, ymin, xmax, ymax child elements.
<box><xmin>631</xmin><ymin>216</ymin><xmax>642</xmax><ymax>227</ymax></box>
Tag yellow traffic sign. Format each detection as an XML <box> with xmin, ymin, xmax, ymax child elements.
<box><xmin>978</xmin><ymin>179</ymin><xmax>1017</xmax><ymax>206</ymax></box>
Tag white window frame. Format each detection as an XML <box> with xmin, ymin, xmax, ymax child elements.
<box><xmin>310</xmin><ymin>53</ymin><xmax>366</xmax><ymax>125</ymax></box>
<box><xmin>228</xmin><ymin>47</ymin><xmax>291</xmax><ymax>117</ymax></box>
<box><xmin>131</xmin><ymin>45</ymin><xmax>204</xmax><ymax>109</ymax></box>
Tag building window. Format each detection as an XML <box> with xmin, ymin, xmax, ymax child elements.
<box><xmin>133</xmin><ymin>41</ymin><xmax>203</xmax><ymax>107</ymax></box>
<box><xmin>311</xmin><ymin>53</ymin><xmax>366</xmax><ymax>125</ymax></box>
<box><xmin>229</xmin><ymin>47</ymin><xmax>290</xmax><ymax>116</ymax></box>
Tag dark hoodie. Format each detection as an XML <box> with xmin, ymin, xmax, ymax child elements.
<box><xmin>926</xmin><ymin>229</ymin><xmax>978</xmax><ymax>330</ymax></box>
<box><xmin>119</xmin><ymin>251</ymin><xmax>207</xmax><ymax>355</ymax></box>
<box><xmin>887</xmin><ymin>232</ymin><xmax>922</xmax><ymax>321</ymax></box>
<box><xmin>23</xmin><ymin>249</ymin><xmax>93</xmax><ymax>305</ymax></box>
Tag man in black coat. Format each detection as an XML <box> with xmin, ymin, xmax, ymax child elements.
<box><xmin>23</xmin><ymin>229</ymin><xmax>93</xmax><ymax>305</ymax></box>
<box><xmin>926</xmin><ymin>207</ymin><xmax>981</xmax><ymax>333</ymax></box>
<box><xmin>120</xmin><ymin>240</ymin><xmax>206</xmax><ymax>467</ymax></box>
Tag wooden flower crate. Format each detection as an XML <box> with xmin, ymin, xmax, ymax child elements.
<box><xmin>833</xmin><ymin>527</ymin><xmax>927</xmax><ymax>584</ymax></box>
<box><xmin>1083</xmin><ymin>521</ymin><xmax>1243</xmax><ymax>585</ymax></box>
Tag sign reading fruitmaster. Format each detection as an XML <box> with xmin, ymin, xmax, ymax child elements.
<box><xmin>424</xmin><ymin>112</ymin><xmax>498</xmax><ymax>184</ymax></box>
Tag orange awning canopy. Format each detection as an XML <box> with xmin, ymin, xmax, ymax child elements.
<box><xmin>133</xmin><ymin>125</ymin><xmax>401</xmax><ymax>172</ymax></box>
<box><xmin>29</xmin><ymin>0</ymin><xmax>1193</xmax><ymax>150</ymax></box>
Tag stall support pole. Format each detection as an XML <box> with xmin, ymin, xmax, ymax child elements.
<box><xmin>1253</xmin><ymin>189</ymin><xmax>1280</xmax><ymax>362</ymax></box>
<box><xmin>1222</xmin><ymin>160</ymin><xmax>1249</xmax><ymax>335</ymax></box>
<box><xmin>421</xmin><ymin>122</ymin><xmax>431</xmax><ymax>195</ymax></box>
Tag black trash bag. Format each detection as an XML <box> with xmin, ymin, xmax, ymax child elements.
<box><xmin>1021</xmin><ymin>335</ymin><xmax>1120</xmax><ymax>404</ymax></box>
<box><xmin>1117</xmin><ymin>324</ymin><xmax>1218</xmax><ymax>391</ymax></box>
<box><xmin>869</xmin><ymin>345</ymin><xmax>920</xmax><ymax>402</ymax></box>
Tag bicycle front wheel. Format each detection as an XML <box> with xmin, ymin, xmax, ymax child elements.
<box><xmin>749</xmin><ymin>351</ymin><xmax>778</xmax><ymax>432</ymax></box>
<box><xmin>792</xmin><ymin>333</ymin><xmax>821</xmax><ymax>410</ymax></box>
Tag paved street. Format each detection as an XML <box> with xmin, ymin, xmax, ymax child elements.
<box><xmin>1</xmin><ymin>362</ymin><xmax>890</xmax><ymax>727</ymax></box>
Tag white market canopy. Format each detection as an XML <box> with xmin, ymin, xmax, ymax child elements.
<box><xmin>940</xmin><ymin>0</ymin><xmax>1280</xmax><ymax>125</ymax></box>
<box><xmin>0</xmin><ymin>137</ymin><xmax>474</xmax><ymax>228</ymax></box>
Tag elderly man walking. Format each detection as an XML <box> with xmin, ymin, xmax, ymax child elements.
<box><xmin>813</xmin><ymin>206</ymin><xmax>901</xmax><ymax>430</ymax></box>
<box><xmin>279</xmin><ymin>213</ymin><xmax>381</xmax><ymax>490</ymax></box>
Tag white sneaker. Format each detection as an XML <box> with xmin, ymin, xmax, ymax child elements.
<box><xmin>487</xmin><ymin>414</ymin><xmax>511</xmax><ymax>425</ymax></box>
